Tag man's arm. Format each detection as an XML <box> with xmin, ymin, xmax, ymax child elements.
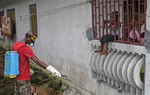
<box><xmin>31</xmin><ymin>56</ymin><xmax>47</xmax><ymax>69</ymax></box>
<box><xmin>31</xmin><ymin>56</ymin><xmax>61</xmax><ymax>77</ymax></box>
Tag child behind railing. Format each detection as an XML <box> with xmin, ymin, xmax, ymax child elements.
<box><xmin>100</xmin><ymin>11</ymin><xmax>122</xmax><ymax>55</ymax></box>
<box><xmin>130</xmin><ymin>14</ymin><xmax>145</xmax><ymax>45</ymax></box>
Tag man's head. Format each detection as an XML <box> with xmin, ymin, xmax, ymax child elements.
<box><xmin>25</xmin><ymin>31</ymin><xmax>37</xmax><ymax>47</ymax></box>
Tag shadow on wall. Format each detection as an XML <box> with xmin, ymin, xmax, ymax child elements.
<box><xmin>86</xmin><ymin>27</ymin><xmax>94</xmax><ymax>41</ymax></box>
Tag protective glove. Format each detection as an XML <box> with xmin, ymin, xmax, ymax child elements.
<box><xmin>46</xmin><ymin>65</ymin><xmax>61</xmax><ymax>77</ymax></box>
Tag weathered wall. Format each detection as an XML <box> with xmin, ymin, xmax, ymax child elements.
<box><xmin>0</xmin><ymin>0</ymin><xmax>149</xmax><ymax>95</ymax></box>
<box><xmin>0</xmin><ymin>0</ymin><xmax>97</xmax><ymax>95</ymax></box>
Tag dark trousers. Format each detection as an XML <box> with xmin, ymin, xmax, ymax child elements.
<box><xmin>100</xmin><ymin>34</ymin><xmax>118</xmax><ymax>44</ymax></box>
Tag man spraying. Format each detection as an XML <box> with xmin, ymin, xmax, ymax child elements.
<box><xmin>12</xmin><ymin>31</ymin><xmax>61</xmax><ymax>95</ymax></box>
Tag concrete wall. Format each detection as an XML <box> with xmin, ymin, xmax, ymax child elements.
<box><xmin>0</xmin><ymin>0</ymin><xmax>97</xmax><ymax>95</ymax></box>
<box><xmin>0</xmin><ymin>0</ymin><xmax>149</xmax><ymax>95</ymax></box>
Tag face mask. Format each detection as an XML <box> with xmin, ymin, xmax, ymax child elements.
<box><xmin>29</xmin><ymin>43</ymin><xmax>34</xmax><ymax>47</ymax></box>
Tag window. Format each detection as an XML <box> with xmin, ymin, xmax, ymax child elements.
<box><xmin>92</xmin><ymin>0</ymin><xmax>146</xmax><ymax>45</ymax></box>
<box><xmin>29</xmin><ymin>4</ymin><xmax>38</xmax><ymax>36</ymax></box>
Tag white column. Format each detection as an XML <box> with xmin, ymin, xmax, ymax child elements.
<box><xmin>144</xmin><ymin>53</ymin><xmax>150</xmax><ymax>95</ymax></box>
<box><xmin>145</xmin><ymin>0</ymin><xmax>150</xmax><ymax>95</ymax></box>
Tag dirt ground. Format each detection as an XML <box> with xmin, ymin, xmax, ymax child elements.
<box><xmin>0</xmin><ymin>47</ymin><xmax>75</xmax><ymax>95</ymax></box>
<box><xmin>0</xmin><ymin>75</ymin><xmax>63</xmax><ymax>95</ymax></box>
<box><xmin>0</xmin><ymin>66</ymin><xmax>64</xmax><ymax>95</ymax></box>
<box><xmin>0</xmin><ymin>80</ymin><xmax>63</xmax><ymax>95</ymax></box>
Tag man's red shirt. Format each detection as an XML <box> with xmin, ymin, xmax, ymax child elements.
<box><xmin>13</xmin><ymin>42</ymin><xmax>35</xmax><ymax>80</ymax></box>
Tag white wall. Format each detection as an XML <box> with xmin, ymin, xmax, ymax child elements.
<box><xmin>35</xmin><ymin>1</ymin><xmax>97</xmax><ymax>94</ymax></box>
<box><xmin>0</xmin><ymin>0</ymin><xmax>97</xmax><ymax>95</ymax></box>
<box><xmin>0</xmin><ymin>0</ymin><xmax>148</xmax><ymax>95</ymax></box>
